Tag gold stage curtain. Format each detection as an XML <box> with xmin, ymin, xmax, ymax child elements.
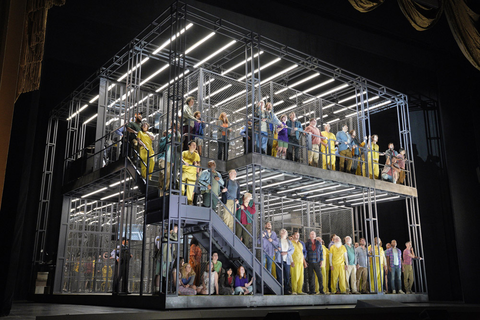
<box><xmin>444</xmin><ymin>0</ymin><xmax>480</xmax><ymax>71</ymax></box>
<box><xmin>348</xmin><ymin>0</ymin><xmax>385</xmax><ymax>13</ymax></box>
<box><xmin>397</xmin><ymin>0</ymin><xmax>444</xmax><ymax>31</ymax></box>
<box><xmin>16</xmin><ymin>0</ymin><xmax>65</xmax><ymax>101</ymax></box>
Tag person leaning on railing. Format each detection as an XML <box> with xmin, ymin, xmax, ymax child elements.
<box><xmin>198</xmin><ymin>160</ymin><xmax>224</xmax><ymax>210</ymax></box>
<box><xmin>235</xmin><ymin>192</ymin><xmax>255</xmax><ymax>248</ymax></box>
<box><xmin>125</xmin><ymin>112</ymin><xmax>143</xmax><ymax>156</ymax></box>
<box><xmin>303</xmin><ymin>118</ymin><xmax>322</xmax><ymax>167</ymax></box>
<box><xmin>321</xmin><ymin>123</ymin><xmax>337</xmax><ymax>171</ymax></box>
<box><xmin>286</xmin><ymin>112</ymin><xmax>304</xmax><ymax>162</ymax></box>
<box><xmin>336</xmin><ymin>124</ymin><xmax>353</xmax><ymax>173</ymax></box>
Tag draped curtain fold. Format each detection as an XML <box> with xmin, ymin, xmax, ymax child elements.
<box><xmin>397</xmin><ymin>0</ymin><xmax>444</xmax><ymax>31</ymax></box>
<box><xmin>348</xmin><ymin>0</ymin><xmax>385</xmax><ymax>13</ymax></box>
<box><xmin>16</xmin><ymin>0</ymin><xmax>65</xmax><ymax>101</ymax></box>
<box><xmin>444</xmin><ymin>0</ymin><xmax>480</xmax><ymax>71</ymax></box>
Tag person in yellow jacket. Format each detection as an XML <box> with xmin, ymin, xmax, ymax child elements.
<box><xmin>182</xmin><ymin>140</ymin><xmax>200</xmax><ymax>205</ymax></box>
<box><xmin>290</xmin><ymin>232</ymin><xmax>307</xmax><ymax>294</ymax></box>
<box><xmin>368</xmin><ymin>237</ymin><xmax>386</xmax><ymax>293</ymax></box>
<box><xmin>360</xmin><ymin>135</ymin><xmax>384</xmax><ymax>179</ymax></box>
<box><xmin>321</xmin><ymin>123</ymin><xmax>337</xmax><ymax>170</ymax></box>
<box><xmin>137</xmin><ymin>122</ymin><xmax>155</xmax><ymax>179</ymax></box>
<box><xmin>329</xmin><ymin>236</ymin><xmax>347</xmax><ymax>294</ymax></box>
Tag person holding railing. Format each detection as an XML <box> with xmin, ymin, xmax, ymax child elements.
<box><xmin>304</xmin><ymin>118</ymin><xmax>322</xmax><ymax>167</ymax></box>
<box><xmin>275</xmin><ymin>229</ymin><xmax>294</xmax><ymax>295</ymax></box>
<box><xmin>235</xmin><ymin>192</ymin><xmax>255</xmax><ymax>248</ymax></box>
<box><xmin>181</xmin><ymin>140</ymin><xmax>200</xmax><ymax>205</ymax></box>
<box><xmin>394</xmin><ymin>148</ymin><xmax>406</xmax><ymax>184</ymax></box>
<box><xmin>350</xmin><ymin>129</ymin><xmax>361</xmax><ymax>174</ymax></box>
<box><xmin>221</xmin><ymin>169</ymin><xmax>240</xmax><ymax>231</ymax></box>
<box><xmin>361</xmin><ymin>134</ymin><xmax>383</xmax><ymax>179</ymax></box>
<box><xmin>137</xmin><ymin>122</ymin><xmax>155</xmax><ymax>179</ymax></box>
<box><xmin>261</xmin><ymin>221</ymin><xmax>278</xmax><ymax>274</ymax></box>
<box><xmin>336</xmin><ymin>124</ymin><xmax>353</xmax><ymax>173</ymax></box>
<box><xmin>198</xmin><ymin>160</ymin><xmax>224</xmax><ymax>210</ymax></box>
<box><xmin>217</xmin><ymin>112</ymin><xmax>231</xmax><ymax>161</ymax></box>
<box><xmin>286</xmin><ymin>112</ymin><xmax>303</xmax><ymax>162</ymax></box>
<box><xmin>276</xmin><ymin>115</ymin><xmax>289</xmax><ymax>159</ymax></box>
<box><xmin>125</xmin><ymin>112</ymin><xmax>143</xmax><ymax>156</ymax></box>
<box><xmin>321</xmin><ymin>123</ymin><xmax>337</xmax><ymax>171</ymax></box>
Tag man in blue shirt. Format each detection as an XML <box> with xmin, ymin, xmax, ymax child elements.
<box><xmin>286</xmin><ymin>112</ymin><xmax>304</xmax><ymax>162</ymax></box>
<box><xmin>336</xmin><ymin>124</ymin><xmax>353</xmax><ymax>173</ymax></box>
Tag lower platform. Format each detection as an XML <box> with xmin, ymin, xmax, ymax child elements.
<box><xmin>165</xmin><ymin>293</ymin><xmax>428</xmax><ymax>309</ymax></box>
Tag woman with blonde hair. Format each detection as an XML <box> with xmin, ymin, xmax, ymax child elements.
<box><xmin>178</xmin><ymin>263</ymin><xmax>197</xmax><ymax>295</ymax></box>
<box><xmin>216</xmin><ymin>112</ymin><xmax>231</xmax><ymax>161</ymax></box>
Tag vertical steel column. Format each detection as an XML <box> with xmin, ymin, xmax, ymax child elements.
<box><xmin>93</xmin><ymin>78</ymin><xmax>107</xmax><ymax>171</ymax></box>
<box><xmin>33</xmin><ymin>115</ymin><xmax>59</xmax><ymax>265</ymax></box>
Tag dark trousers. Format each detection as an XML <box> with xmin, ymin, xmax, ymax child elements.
<box><xmin>276</xmin><ymin>261</ymin><xmax>291</xmax><ymax>293</ymax></box>
<box><xmin>218</xmin><ymin>135</ymin><xmax>229</xmax><ymax>161</ymax></box>
<box><xmin>182</xmin><ymin>125</ymin><xmax>193</xmax><ymax>151</ymax></box>
<box><xmin>307</xmin><ymin>261</ymin><xmax>323</xmax><ymax>294</ymax></box>
<box><xmin>286</xmin><ymin>136</ymin><xmax>300</xmax><ymax>161</ymax></box>
<box><xmin>114</xmin><ymin>262</ymin><xmax>129</xmax><ymax>293</ymax></box>
<box><xmin>243</xmin><ymin>134</ymin><xmax>253</xmax><ymax>154</ymax></box>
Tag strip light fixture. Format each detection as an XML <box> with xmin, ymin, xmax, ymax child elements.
<box><xmin>81</xmin><ymin>187</ymin><xmax>108</xmax><ymax>198</ymax></box>
<box><xmin>155</xmin><ymin>70</ymin><xmax>190</xmax><ymax>92</ymax></box>
<box><xmin>322</xmin><ymin>91</ymin><xmax>366</xmax><ymax>110</ymax></box>
<box><xmin>277</xmin><ymin>181</ymin><xmax>325</xmax><ymax>194</ymax></box>
<box><xmin>345</xmin><ymin>100</ymin><xmax>392</xmax><ymax>118</ymax></box>
<box><xmin>184</xmin><ymin>79</ymin><xmax>215</xmax><ymax>97</ymax></box>
<box><xmin>237</xmin><ymin>58</ymin><xmax>281</xmax><ymax>82</ymax></box>
<box><xmin>257</xmin><ymin>64</ymin><xmax>299</xmax><ymax>86</ymax></box>
<box><xmin>89</xmin><ymin>84</ymin><xmax>117</xmax><ymax>104</ymax></box>
<box><xmin>288</xmin><ymin>79</ymin><xmax>334</xmax><ymax>100</ymax></box>
<box><xmin>333</xmin><ymin>96</ymin><xmax>379</xmax><ymax>114</ymax></box>
<box><xmin>117</xmin><ymin>23</ymin><xmax>193</xmax><ymax>82</ymax></box>
<box><xmin>326</xmin><ymin>118</ymin><xmax>340</xmax><ymax>124</ymax></box>
<box><xmin>83</xmin><ymin>114</ymin><xmax>98</xmax><ymax>125</ymax></box>
<box><xmin>305</xmin><ymin>187</ymin><xmax>356</xmax><ymax>199</ymax></box>
<box><xmin>222</xmin><ymin>51</ymin><xmax>264</xmax><ymax>75</ymax></box>
<box><xmin>303</xmin><ymin>83</ymin><xmax>350</xmax><ymax>104</ymax></box>
<box><xmin>274</xmin><ymin>73</ymin><xmax>320</xmax><ymax>95</ymax></box>
<box><xmin>109</xmin><ymin>177</ymin><xmax>132</xmax><ymax>187</ymax></box>
<box><xmin>345</xmin><ymin>193</ymin><xmax>389</xmax><ymax>202</ymax></box>
<box><xmin>350</xmin><ymin>195</ymin><xmax>400</xmax><ymax>206</ymax></box>
<box><xmin>204</xmin><ymin>84</ymin><xmax>232</xmax><ymax>100</ymax></box>
<box><xmin>194</xmin><ymin>40</ymin><xmax>237</xmax><ymax>68</ymax></box>
<box><xmin>67</xmin><ymin>104</ymin><xmax>88</xmax><ymax>121</ymax></box>
<box><xmin>259</xmin><ymin>177</ymin><xmax>302</xmax><ymax>189</ymax></box>
<box><xmin>101</xmin><ymin>191</ymin><xmax>124</xmax><ymax>201</ymax></box>
<box><xmin>296</xmin><ymin>184</ymin><xmax>340</xmax><ymax>196</ymax></box>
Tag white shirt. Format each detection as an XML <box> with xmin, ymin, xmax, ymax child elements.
<box><xmin>281</xmin><ymin>239</ymin><xmax>288</xmax><ymax>262</ymax></box>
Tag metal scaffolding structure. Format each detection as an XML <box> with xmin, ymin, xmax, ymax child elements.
<box><xmin>35</xmin><ymin>0</ymin><xmax>427</xmax><ymax>307</ymax></box>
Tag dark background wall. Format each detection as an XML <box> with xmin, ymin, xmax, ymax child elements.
<box><xmin>2</xmin><ymin>0</ymin><xmax>479</xmax><ymax>311</ymax></box>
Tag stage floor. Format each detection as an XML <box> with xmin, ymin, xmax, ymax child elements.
<box><xmin>4</xmin><ymin>300</ymin><xmax>480</xmax><ymax>320</ymax></box>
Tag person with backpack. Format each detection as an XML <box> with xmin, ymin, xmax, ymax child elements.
<box><xmin>221</xmin><ymin>169</ymin><xmax>240</xmax><ymax>231</ymax></box>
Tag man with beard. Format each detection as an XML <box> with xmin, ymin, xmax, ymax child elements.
<box><xmin>329</xmin><ymin>236</ymin><xmax>347</xmax><ymax>294</ymax></box>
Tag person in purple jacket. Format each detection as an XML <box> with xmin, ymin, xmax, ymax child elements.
<box><xmin>276</xmin><ymin>114</ymin><xmax>288</xmax><ymax>159</ymax></box>
<box><xmin>260</xmin><ymin>221</ymin><xmax>279</xmax><ymax>273</ymax></box>
<box><xmin>234</xmin><ymin>266</ymin><xmax>254</xmax><ymax>295</ymax></box>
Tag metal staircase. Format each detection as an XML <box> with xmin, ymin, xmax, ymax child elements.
<box><xmin>146</xmin><ymin>194</ymin><xmax>282</xmax><ymax>295</ymax></box>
